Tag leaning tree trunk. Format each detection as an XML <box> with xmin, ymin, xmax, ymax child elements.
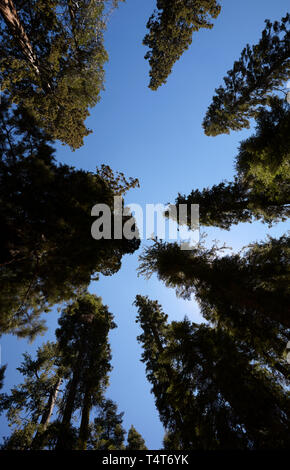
<box><xmin>41</xmin><ymin>377</ymin><xmax>63</xmax><ymax>429</ymax></box>
<box><xmin>0</xmin><ymin>0</ymin><xmax>40</xmax><ymax>75</ymax></box>
<box><xmin>30</xmin><ymin>377</ymin><xmax>63</xmax><ymax>450</ymax></box>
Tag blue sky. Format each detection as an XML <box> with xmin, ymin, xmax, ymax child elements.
<box><xmin>0</xmin><ymin>0</ymin><xmax>289</xmax><ymax>449</ymax></box>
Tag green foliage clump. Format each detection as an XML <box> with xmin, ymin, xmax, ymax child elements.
<box><xmin>144</xmin><ymin>0</ymin><xmax>221</xmax><ymax>90</ymax></box>
<box><xmin>126</xmin><ymin>425</ymin><xmax>147</xmax><ymax>450</ymax></box>
<box><xmin>170</xmin><ymin>98</ymin><xmax>290</xmax><ymax>229</ymax></box>
<box><xmin>0</xmin><ymin>1</ymin><xmax>123</xmax><ymax>148</ymax></box>
<box><xmin>0</xmin><ymin>99</ymin><xmax>140</xmax><ymax>339</ymax></box>
<box><xmin>138</xmin><ymin>236</ymin><xmax>290</xmax><ymax>378</ymax></box>
<box><xmin>89</xmin><ymin>399</ymin><xmax>126</xmax><ymax>450</ymax></box>
<box><xmin>135</xmin><ymin>296</ymin><xmax>290</xmax><ymax>449</ymax></box>
<box><xmin>203</xmin><ymin>14</ymin><xmax>290</xmax><ymax>136</ymax></box>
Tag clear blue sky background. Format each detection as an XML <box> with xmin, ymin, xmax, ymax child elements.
<box><xmin>0</xmin><ymin>0</ymin><xmax>289</xmax><ymax>449</ymax></box>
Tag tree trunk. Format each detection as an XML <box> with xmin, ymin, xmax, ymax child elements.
<box><xmin>41</xmin><ymin>377</ymin><xmax>62</xmax><ymax>429</ymax></box>
<box><xmin>0</xmin><ymin>0</ymin><xmax>40</xmax><ymax>75</ymax></box>
<box><xmin>30</xmin><ymin>377</ymin><xmax>62</xmax><ymax>450</ymax></box>
<box><xmin>55</xmin><ymin>341</ymin><xmax>86</xmax><ymax>450</ymax></box>
<box><xmin>55</xmin><ymin>367</ymin><xmax>80</xmax><ymax>449</ymax></box>
<box><xmin>77</xmin><ymin>386</ymin><xmax>92</xmax><ymax>450</ymax></box>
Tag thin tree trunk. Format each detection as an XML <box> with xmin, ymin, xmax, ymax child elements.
<box><xmin>77</xmin><ymin>386</ymin><xmax>92</xmax><ymax>450</ymax></box>
<box><xmin>0</xmin><ymin>0</ymin><xmax>40</xmax><ymax>75</ymax></box>
<box><xmin>42</xmin><ymin>377</ymin><xmax>63</xmax><ymax>428</ymax></box>
<box><xmin>30</xmin><ymin>377</ymin><xmax>62</xmax><ymax>450</ymax></box>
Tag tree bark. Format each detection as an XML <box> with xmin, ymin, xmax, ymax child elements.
<box><xmin>30</xmin><ymin>377</ymin><xmax>62</xmax><ymax>450</ymax></box>
<box><xmin>0</xmin><ymin>0</ymin><xmax>40</xmax><ymax>75</ymax></box>
<box><xmin>41</xmin><ymin>377</ymin><xmax>62</xmax><ymax>428</ymax></box>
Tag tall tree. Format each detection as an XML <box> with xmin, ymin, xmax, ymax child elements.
<box><xmin>0</xmin><ymin>98</ymin><xmax>140</xmax><ymax>339</ymax></box>
<box><xmin>135</xmin><ymin>296</ymin><xmax>290</xmax><ymax>449</ymax></box>
<box><xmin>0</xmin><ymin>293</ymin><xmax>123</xmax><ymax>450</ymax></box>
<box><xmin>203</xmin><ymin>14</ymin><xmax>290</xmax><ymax>136</ymax></box>
<box><xmin>0</xmin><ymin>0</ymin><xmax>123</xmax><ymax>148</ymax></box>
<box><xmin>55</xmin><ymin>293</ymin><xmax>115</xmax><ymax>450</ymax></box>
<box><xmin>138</xmin><ymin>237</ymin><xmax>290</xmax><ymax>379</ymax></box>
<box><xmin>144</xmin><ymin>0</ymin><xmax>221</xmax><ymax>90</ymax></box>
<box><xmin>126</xmin><ymin>425</ymin><xmax>147</xmax><ymax>450</ymax></box>
<box><xmin>169</xmin><ymin>98</ymin><xmax>290</xmax><ymax>229</ymax></box>
<box><xmin>134</xmin><ymin>295</ymin><xmax>190</xmax><ymax>447</ymax></box>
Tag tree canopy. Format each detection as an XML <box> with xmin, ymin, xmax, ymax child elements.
<box><xmin>144</xmin><ymin>0</ymin><xmax>221</xmax><ymax>90</ymax></box>
<box><xmin>138</xmin><ymin>236</ymin><xmax>290</xmax><ymax>380</ymax></box>
<box><xmin>1</xmin><ymin>2</ymin><xmax>289</xmax><ymax>452</ymax></box>
<box><xmin>203</xmin><ymin>14</ymin><xmax>290</xmax><ymax>136</ymax></box>
<box><xmin>55</xmin><ymin>293</ymin><xmax>115</xmax><ymax>450</ymax></box>
<box><xmin>236</xmin><ymin>97</ymin><xmax>290</xmax><ymax>206</ymax></box>
<box><xmin>168</xmin><ymin>15</ymin><xmax>289</xmax><ymax>231</ymax></box>
<box><xmin>0</xmin><ymin>98</ymin><xmax>140</xmax><ymax>339</ymax></box>
<box><xmin>0</xmin><ymin>0</ymin><xmax>123</xmax><ymax>148</ymax></box>
<box><xmin>89</xmin><ymin>399</ymin><xmax>126</xmax><ymax>450</ymax></box>
<box><xmin>126</xmin><ymin>425</ymin><xmax>147</xmax><ymax>450</ymax></box>
<box><xmin>0</xmin><ymin>341</ymin><xmax>63</xmax><ymax>449</ymax></box>
<box><xmin>135</xmin><ymin>296</ymin><xmax>290</xmax><ymax>449</ymax></box>
<box><xmin>0</xmin><ymin>293</ymin><xmax>147</xmax><ymax>450</ymax></box>
<box><xmin>169</xmin><ymin>97</ymin><xmax>290</xmax><ymax>229</ymax></box>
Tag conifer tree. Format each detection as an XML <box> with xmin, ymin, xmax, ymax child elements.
<box><xmin>138</xmin><ymin>237</ymin><xmax>290</xmax><ymax>380</ymax></box>
<box><xmin>0</xmin><ymin>98</ymin><xmax>140</xmax><ymax>339</ymax></box>
<box><xmin>55</xmin><ymin>293</ymin><xmax>116</xmax><ymax>450</ymax></box>
<box><xmin>144</xmin><ymin>0</ymin><xmax>221</xmax><ymax>90</ymax></box>
<box><xmin>135</xmin><ymin>296</ymin><xmax>290</xmax><ymax>449</ymax></box>
<box><xmin>0</xmin><ymin>0</ymin><xmax>122</xmax><ymax>148</ymax></box>
<box><xmin>89</xmin><ymin>399</ymin><xmax>126</xmax><ymax>450</ymax></box>
<box><xmin>179</xmin><ymin>16</ymin><xmax>290</xmax><ymax>231</ymax></box>
<box><xmin>203</xmin><ymin>14</ymin><xmax>290</xmax><ymax>136</ymax></box>
<box><xmin>0</xmin><ymin>293</ymin><xmax>126</xmax><ymax>450</ymax></box>
<box><xmin>126</xmin><ymin>425</ymin><xmax>147</xmax><ymax>450</ymax></box>
<box><xmin>236</xmin><ymin>97</ymin><xmax>290</xmax><ymax>210</ymax></box>
<box><xmin>0</xmin><ymin>341</ymin><xmax>63</xmax><ymax>450</ymax></box>
<box><xmin>169</xmin><ymin>98</ymin><xmax>290</xmax><ymax>229</ymax></box>
<box><xmin>134</xmin><ymin>295</ymin><xmax>192</xmax><ymax>447</ymax></box>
